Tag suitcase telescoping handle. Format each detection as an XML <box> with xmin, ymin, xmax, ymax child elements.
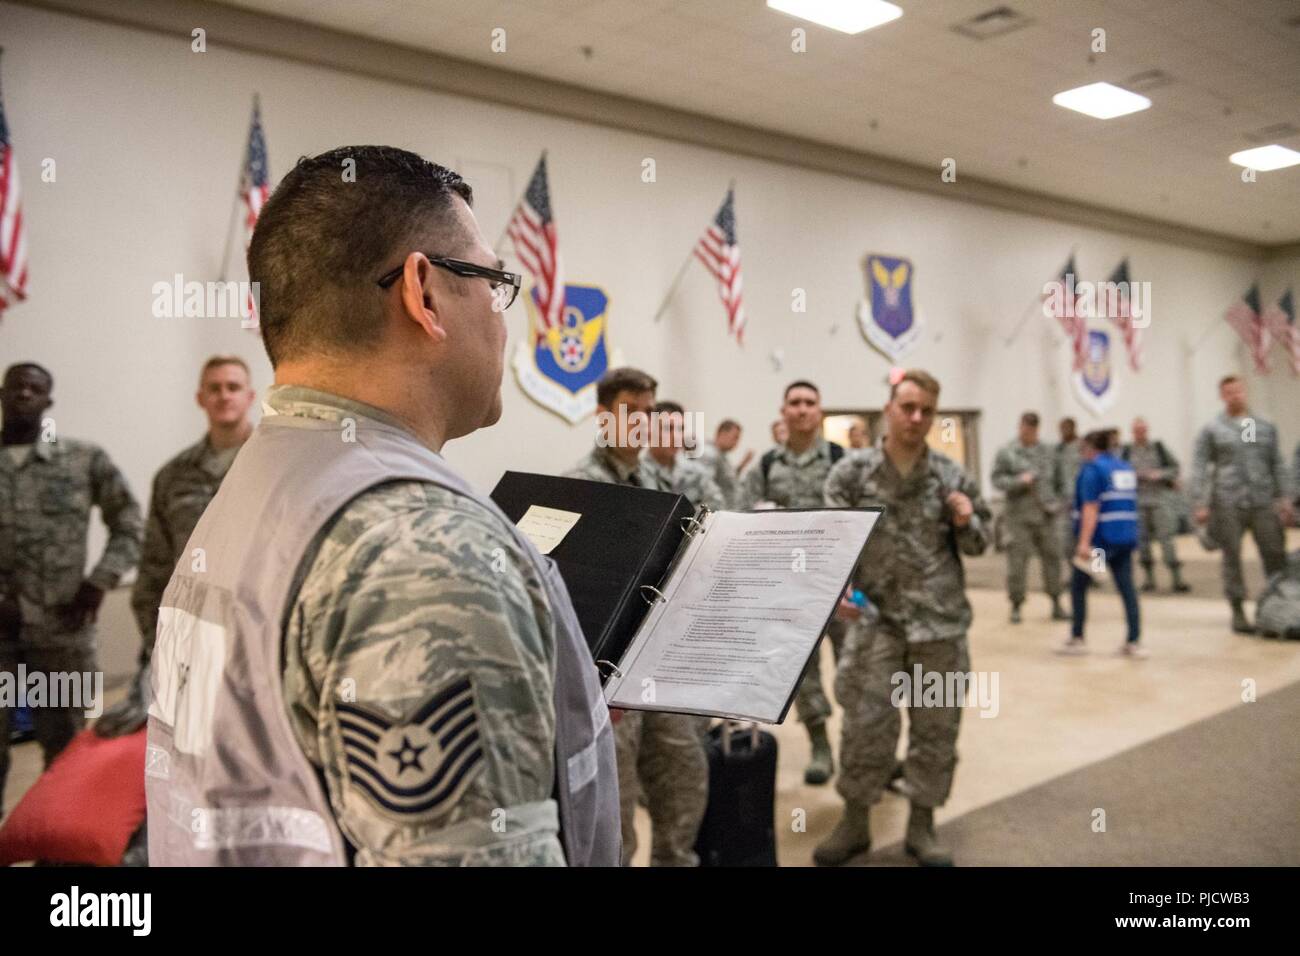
<box><xmin>719</xmin><ymin>719</ymin><xmax>760</xmax><ymax>756</ymax></box>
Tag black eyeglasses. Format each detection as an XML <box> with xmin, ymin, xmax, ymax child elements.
<box><xmin>376</xmin><ymin>255</ymin><xmax>522</xmax><ymax>310</ymax></box>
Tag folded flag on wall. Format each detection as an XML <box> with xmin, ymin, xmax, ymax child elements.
<box><xmin>0</xmin><ymin>51</ymin><xmax>28</xmax><ymax>320</ymax></box>
<box><xmin>1103</xmin><ymin>258</ymin><xmax>1142</xmax><ymax>372</ymax></box>
<box><xmin>1042</xmin><ymin>255</ymin><xmax>1086</xmax><ymax>370</ymax></box>
<box><xmin>507</xmin><ymin>153</ymin><xmax>566</xmax><ymax>333</ymax></box>
<box><xmin>693</xmin><ymin>187</ymin><xmax>746</xmax><ymax>343</ymax></box>
<box><xmin>1224</xmin><ymin>283</ymin><xmax>1272</xmax><ymax>373</ymax></box>
<box><xmin>1261</xmin><ymin>289</ymin><xmax>1297</xmax><ymax>376</ymax></box>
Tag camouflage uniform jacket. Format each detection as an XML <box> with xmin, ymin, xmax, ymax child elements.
<box><xmin>693</xmin><ymin>442</ymin><xmax>740</xmax><ymax>509</ymax></box>
<box><xmin>0</xmin><ymin>436</ymin><xmax>141</xmax><ymax>641</ymax></box>
<box><xmin>639</xmin><ymin>451</ymin><xmax>726</xmax><ymax>511</ymax></box>
<box><xmin>1056</xmin><ymin>440</ymin><xmax>1083</xmax><ymax>505</ymax></box>
<box><xmin>1190</xmin><ymin>412</ymin><xmax>1293</xmax><ymax>510</ymax></box>
<box><xmin>1120</xmin><ymin>440</ymin><xmax>1179</xmax><ymax>505</ymax></box>
<box><xmin>736</xmin><ymin>437</ymin><xmax>842</xmax><ymax>510</ymax></box>
<box><xmin>131</xmin><ymin>435</ymin><xmax>241</xmax><ymax>645</ymax></box>
<box><xmin>991</xmin><ymin>440</ymin><xmax>1061</xmax><ymax>524</ymax></box>
<box><xmin>275</xmin><ymin>387</ymin><xmax>569</xmax><ymax>865</ymax></box>
<box><xmin>824</xmin><ymin>442</ymin><xmax>990</xmax><ymax>643</ymax></box>
<box><xmin>565</xmin><ymin>444</ymin><xmax>654</xmax><ymax>488</ymax></box>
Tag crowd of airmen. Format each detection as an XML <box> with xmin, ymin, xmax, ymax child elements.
<box><xmin>2</xmin><ymin>144</ymin><xmax>1297</xmax><ymax>867</ymax></box>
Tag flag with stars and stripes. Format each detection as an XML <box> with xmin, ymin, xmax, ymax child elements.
<box><xmin>0</xmin><ymin>54</ymin><xmax>28</xmax><ymax>320</ymax></box>
<box><xmin>1262</xmin><ymin>289</ymin><xmax>1297</xmax><ymax>376</ymax></box>
<box><xmin>1103</xmin><ymin>258</ymin><xmax>1142</xmax><ymax>372</ymax></box>
<box><xmin>240</xmin><ymin>97</ymin><xmax>270</xmax><ymax>245</ymax></box>
<box><xmin>506</xmin><ymin>154</ymin><xmax>565</xmax><ymax>332</ymax></box>
<box><xmin>694</xmin><ymin>188</ymin><xmax>746</xmax><ymax>342</ymax></box>
<box><xmin>1042</xmin><ymin>255</ymin><xmax>1086</xmax><ymax>370</ymax></box>
<box><xmin>1224</xmin><ymin>283</ymin><xmax>1272</xmax><ymax>373</ymax></box>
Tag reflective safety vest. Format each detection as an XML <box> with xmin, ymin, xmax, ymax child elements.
<box><xmin>1073</xmin><ymin>452</ymin><xmax>1139</xmax><ymax>550</ymax></box>
<box><xmin>145</xmin><ymin>404</ymin><xmax>620</xmax><ymax>865</ymax></box>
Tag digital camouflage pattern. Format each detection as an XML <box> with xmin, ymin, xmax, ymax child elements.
<box><xmin>639</xmin><ymin>452</ymin><xmax>726</xmax><ymax>512</ymax></box>
<box><xmin>0</xmin><ymin>436</ymin><xmax>141</xmax><ymax>644</ymax></box>
<box><xmin>824</xmin><ymin>443</ymin><xmax>990</xmax><ymax>643</ymax></box>
<box><xmin>1123</xmin><ymin>440</ymin><xmax>1182</xmax><ymax>572</ymax></box>
<box><xmin>565</xmin><ymin>444</ymin><xmax>654</xmax><ymax>488</ymax></box>
<box><xmin>694</xmin><ymin>441</ymin><xmax>740</xmax><ymax>509</ymax></box>
<box><xmin>279</xmin><ymin>389</ymin><xmax>567</xmax><ymax>866</ymax></box>
<box><xmin>736</xmin><ymin>437</ymin><xmax>840</xmax><ymax>510</ymax></box>
<box><xmin>1190</xmin><ymin>413</ymin><xmax>1293</xmax><ymax>510</ymax></box>
<box><xmin>132</xmin><ymin>436</ymin><xmax>239</xmax><ymax>654</ymax></box>
<box><xmin>991</xmin><ymin>440</ymin><xmax>1062</xmax><ymax>603</ymax></box>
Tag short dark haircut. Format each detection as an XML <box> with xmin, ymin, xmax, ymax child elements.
<box><xmin>653</xmin><ymin>400</ymin><xmax>685</xmax><ymax>416</ymax></box>
<box><xmin>784</xmin><ymin>380</ymin><xmax>820</xmax><ymax>402</ymax></box>
<box><xmin>1021</xmin><ymin>411</ymin><xmax>1040</xmax><ymax>427</ymax></box>
<box><xmin>1060</xmin><ymin>416</ymin><xmax>1076</xmax><ymax>428</ymax></box>
<box><xmin>1083</xmin><ymin>429</ymin><xmax>1112</xmax><ymax>452</ymax></box>
<box><xmin>3</xmin><ymin>362</ymin><xmax>53</xmax><ymax>391</ymax></box>
<box><xmin>596</xmin><ymin>367</ymin><xmax>657</xmax><ymax>408</ymax></box>
<box><xmin>1219</xmin><ymin>374</ymin><xmax>1241</xmax><ymax>389</ymax></box>
<box><xmin>716</xmin><ymin>419</ymin><xmax>740</xmax><ymax>434</ymax></box>
<box><xmin>248</xmin><ymin>145</ymin><xmax>473</xmax><ymax>368</ymax></box>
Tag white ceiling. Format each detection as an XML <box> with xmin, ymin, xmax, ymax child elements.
<box><xmin>214</xmin><ymin>0</ymin><xmax>1300</xmax><ymax>244</ymax></box>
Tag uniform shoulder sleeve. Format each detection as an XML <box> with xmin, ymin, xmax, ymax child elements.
<box><xmin>287</xmin><ymin>482</ymin><xmax>564</xmax><ymax>866</ymax></box>
<box><xmin>86</xmin><ymin>443</ymin><xmax>143</xmax><ymax>590</ymax></box>
<box><xmin>822</xmin><ymin>453</ymin><xmax>862</xmax><ymax>507</ymax></box>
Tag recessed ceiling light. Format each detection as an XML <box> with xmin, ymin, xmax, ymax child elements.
<box><xmin>1229</xmin><ymin>144</ymin><xmax>1300</xmax><ymax>171</ymax></box>
<box><xmin>766</xmin><ymin>0</ymin><xmax>903</xmax><ymax>35</ymax></box>
<box><xmin>1052</xmin><ymin>82</ymin><xmax>1151</xmax><ymax>119</ymax></box>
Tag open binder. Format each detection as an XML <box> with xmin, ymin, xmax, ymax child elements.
<box><xmin>490</xmin><ymin>471</ymin><xmax>881</xmax><ymax>724</ymax></box>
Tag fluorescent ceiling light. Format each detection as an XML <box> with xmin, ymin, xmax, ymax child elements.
<box><xmin>1229</xmin><ymin>144</ymin><xmax>1300</xmax><ymax>171</ymax></box>
<box><xmin>1052</xmin><ymin>82</ymin><xmax>1151</xmax><ymax>119</ymax></box>
<box><xmin>767</xmin><ymin>0</ymin><xmax>903</xmax><ymax>35</ymax></box>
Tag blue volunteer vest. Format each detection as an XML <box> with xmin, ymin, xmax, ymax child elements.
<box><xmin>1074</xmin><ymin>453</ymin><xmax>1139</xmax><ymax>550</ymax></box>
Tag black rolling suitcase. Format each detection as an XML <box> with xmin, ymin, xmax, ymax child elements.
<box><xmin>693</xmin><ymin>722</ymin><xmax>779</xmax><ymax>867</ymax></box>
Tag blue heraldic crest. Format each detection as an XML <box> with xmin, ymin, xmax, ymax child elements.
<box><xmin>513</xmin><ymin>283</ymin><xmax>611</xmax><ymax>423</ymax></box>
<box><xmin>1073</xmin><ymin>327</ymin><xmax>1119</xmax><ymax>417</ymax></box>
<box><xmin>857</xmin><ymin>254</ymin><xmax>921</xmax><ymax>362</ymax></box>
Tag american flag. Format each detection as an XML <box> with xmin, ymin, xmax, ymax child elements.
<box><xmin>1103</xmin><ymin>258</ymin><xmax>1142</xmax><ymax>372</ymax></box>
<box><xmin>507</xmin><ymin>154</ymin><xmax>564</xmax><ymax>332</ymax></box>
<box><xmin>1262</xmin><ymin>289</ymin><xmax>1298</xmax><ymax>376</ymax></box>
<box><xmin>1224</xmin><ymin>283</ymin><xmax>1271</xmax><ymax>373</ymax></box>
<box><xmin>241</xmin><ymin>97</ymin><xmax>269</xmax><ymax>245</ymax></box>
<box><xmin>1042</xmin><ymin>255</ymin><xmax>1086</xmax><ymax>369</ymax></box>
<box><xmin>0</xmin><ymin>55</ymin><xmax>28</xmax><ymax>320</ymax></box>
<box><xmin>694</xmin><ymin>188</ymin><xmax>745</xmax><ymax>342</ymax></box>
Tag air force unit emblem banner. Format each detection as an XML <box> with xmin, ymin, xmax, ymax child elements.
<box><xmin>857</xmin><ymin>254</ymin><xmax>921</xmax><ymax>362</ymax></box>
<box><xmin>1073</xmin><ymin>327</ymin><xmax>1119</xmax><ymax>417</ymax></box>
<box><xmin>513</xmin><ymin>282</ymin><xmax>612</xmax><ymax>423</ymax></box>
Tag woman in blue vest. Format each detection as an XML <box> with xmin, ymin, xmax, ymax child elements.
<box><xmin>1060</xmin><ymin>429</ymin><xmax>1146</xmax><ymax>657</ymax></box>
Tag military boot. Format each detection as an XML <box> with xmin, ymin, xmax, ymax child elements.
<box><xmin>1140</xmin><ymin>564</ymin><xmax>1156</xmax><ymax>593</ymax></box>
<box><xmin>905</xmin><ymin>805</ymin><xmax>953</xmax><ymax>867</ymax></box>
<box><xmin>1171</xmin><ymin>565</ymin><xmax>1191</xmax><ymax>593</ymax></box>
<box><xmin>1050</xmin><ymin>595</ymin><xmax>1070</xmax><ymax>621</ymax></box>
<box><xmin>1230</xmin><ymin>600</ymin><xmax>1256</xmax><ymax>635</ymax></box>
<box><xmin>813</xmin><ymin>801</ymin><xmax>871</xmax><ymax>866</ymax></box>
<box><xmin>804</xmin><ymin>722</ymin><xmax>834</xmax><ymax>785</ymax></box>
<box><xmin>1010</xmin><ymin>603</ymin><xmax>1022</xmax><ymax>624</ymax></box>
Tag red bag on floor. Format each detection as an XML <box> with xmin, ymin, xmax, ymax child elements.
<box><xmin>0</xmin><ymin>727</ymin><xmax>146</xmax><ymax>866</ymax></box>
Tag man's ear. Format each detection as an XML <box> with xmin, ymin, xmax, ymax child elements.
<box><xmin>398</xmin><ymin>252</ymin><xmax>449</xmax><ymax>346</ymax></box>
<box><xmin>195</xmin><ymin>390</ymin><xmax>204</xmax><ymax>410</ymax></box>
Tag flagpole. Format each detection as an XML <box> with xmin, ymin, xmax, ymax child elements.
<box><xmin>1004</xmin><ymin>245</ymin><xmax>1077</xmax><ymax>347</ymax></box>
<box><xmin>494</xmin><ymin>149</ymin><xmax>545</xmax><ymax>256</ymax></box>
<box><xmin>652</xmin><ymin>246</ymin><xmax>698</xmax><ymax>323</ymax></box>
<box><xmin>218</xmin><ymin>94</ymin><xmax>257</xmax><ymax>282</ymax></box>
<box><xmin>653</xmin><ymin>179</ymin><xmax>735</xmax><ymax>323</ymax></box>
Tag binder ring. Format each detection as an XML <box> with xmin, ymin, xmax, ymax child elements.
<box><xmin>596</xmin><ymin>660</ymin><xmax>623</xmax><ymax>680</ymax></box>
<box><xmin>639</xmin><ymin>584</ymin><xmax>666</xmax><ymax>606</ymax></box>
<box><xmin>680</xmin><ymin>516</ymin><xmax>703</xmax><ymax>536</ymax></box>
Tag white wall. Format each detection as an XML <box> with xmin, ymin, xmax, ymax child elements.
<box><xmin>2</xmin><ymin>1</ymin><xmax>1297</xmax><ymax>531</ymax></box>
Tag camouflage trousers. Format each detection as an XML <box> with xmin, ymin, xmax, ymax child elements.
<box><xmin>1006</xmin><ymin>517</ymin><xmax>1061</xmax><ymax>604</ymax></box>
<box><xmin>834</xmin><ymin>626</ymin><xmax>968</xmax><ymax>809</ymax></box>
<box><xmin>0</xmin><ymin>636</ymin><xmax>97</xmax><ymax>814</ymax></box>
<box><xmin>793</xmin><ymin>619</ymin><xmax>848</xmax><ymax>728</ymax></box>
<box><xmin>1137</xmin><ymin>499</ymin><xmax>1181</xmax><ymax>571</ymax></box>
<box><xmin>1211</xmin><ymin>505</ymin><xmax>1287</xmax><ymax>602</ymax></box>
<box><xmin>614</xmin><ymin>709</ymin><xmax>710</xmax><ymax>866</ymax></box>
